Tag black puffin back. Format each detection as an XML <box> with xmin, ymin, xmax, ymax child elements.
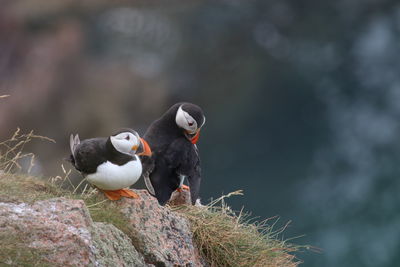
<box><xmin>73</xmin><ymin>137</ymin><xmax>108</xmax><ymax>174</ymax></box>
<box><xmin>72</xmin><ymin>136</ymin><xmax>134</xmax><ymax>175</ymax></box>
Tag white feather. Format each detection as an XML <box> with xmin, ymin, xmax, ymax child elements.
<box><xmin>86</xmin><ymin>155</ymin><xmax>142</xmax><ymax>190</ymax></box>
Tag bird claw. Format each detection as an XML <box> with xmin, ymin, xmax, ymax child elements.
<box><xmin>176</xmin><ymin>184</ymin><xmax>190</xmax><ymax>192</ymax></box>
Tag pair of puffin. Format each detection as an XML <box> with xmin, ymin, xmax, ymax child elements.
<box><xmin>68</xmin><ymin>102</ymin><xmax>205</xmax><ymax>204</ymax></box>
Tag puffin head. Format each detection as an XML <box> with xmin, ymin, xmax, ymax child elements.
<box><xmin>110</xmin><ymin>129</ymin><xmax>152</xmax><ymax>157</ymax></box>
<box><xmin>175</xmin><ymin>103</ymin><xmax>206</xmax><ymax>144</ymax></box>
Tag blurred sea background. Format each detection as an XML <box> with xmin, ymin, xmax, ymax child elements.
<box><xmin>1</xmin><ymin>1</ymin><xmax>400</xmax><ymax>266</ymax></box>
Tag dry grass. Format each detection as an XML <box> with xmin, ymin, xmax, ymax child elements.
<box><xmin>0</xmin><ymin>128</ymin><xmax>55</xmax><ymax>174</ymax></box>
<box><xmin>174</xmin><ymin>191</ymin><xmax>302</xmax><ymax>267</ymax></box>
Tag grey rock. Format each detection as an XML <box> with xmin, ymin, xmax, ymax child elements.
<box><xmin>90</xmin><ymin>222</ymin><xmax>151</xmax><ymax>267</ymax></box>
<box><xmin>0</xmin><ymin>198</ymin><xmax>149</xmax><ymax>267</ymax></box>
<box><xmin>117</xmin><ymin>190</ymin><xmax>205</xmax><ymax>267</ymax></box>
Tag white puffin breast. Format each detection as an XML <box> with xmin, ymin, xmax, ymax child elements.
<box><xmin>86</xmin><ymin>156</ymin><xmax>142</xmax><ymax>190</ymax></box>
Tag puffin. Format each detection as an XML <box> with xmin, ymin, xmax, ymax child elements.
<box><xmin>68</xmin><ymin>129</ymin><xmax>152</xmax><ymax>200</ymax></box>
<box><xmin>141</xmin><ymin>102</ymin><xmax>206</xmax><ymax>205</ymax></box>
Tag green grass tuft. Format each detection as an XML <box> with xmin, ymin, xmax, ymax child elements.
<box><xmin>0</xmin><ymin>173</ymin><xmax>69</xmax><ymax>203</ymax></box>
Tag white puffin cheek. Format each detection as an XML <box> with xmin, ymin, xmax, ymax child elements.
<box><xmin>181</xmin><ymin>120</ymin><xmax>196</xmax><ymax>134</ymax></box>
<box><xmin>176</xmin><ymin>106</ymin><xmax>200</xmax><ymax>133</ymax></box>
<box><xmin>186</xmin><ymin>122</ymin><xmax>197</xmax><ymax>134</ymax></box>
<box><xmin>176</xmin><ymin>106</ymin><xmax>189</xmax><ymax>130</ymax></box>
<box><xmin>130</xmin><ymin>137</ymin><xmax>140</xmax><ymax>152</ymax></box>
<box><xmin>111</xmin><ymin>137</ymin><xmax>133</xmax><ymax>155</ymax></box>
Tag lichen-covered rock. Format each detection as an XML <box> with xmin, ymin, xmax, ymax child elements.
<box><xmin>118</xmin><ymin>190</ymin><xmax>206</xmax><ymax>267</ymax></box>
<box><xmin>0</xmin><ymin>198</ymin><xmax>95</xmax><ymax>266</ymax></box>
<box><xmin>90</xmin><ymin>222</ymin><xmax>151</xmax><ymax>267</ymax></box>
<box><xmin>0</xmin><ymin>198</ymin><xmax>148</xmax><ymax>267</ymax></box>
<box><xmin>0</xmin><ymin>189</ymin><xmax>207</xmax><ymax>267</ymax></box>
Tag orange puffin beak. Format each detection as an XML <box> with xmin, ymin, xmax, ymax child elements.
<box><xmin>137</xmin><ymin>138</ymin><xmax>152</xmax><ymax>156</ymax></box>
<box><xmin>190</xmin><ymin>130</ymin><xmax>200</xmax><ymax>144</ymax></box>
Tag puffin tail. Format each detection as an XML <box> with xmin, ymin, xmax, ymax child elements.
<box><xmin>67</xmin><ymin>134</ymin><xmax>81</xmax><ymax>168</ymax></box>
<box><xmin>69</xmin><ymin>134</ymin><xmax>80</xmax><ymax>156</ymax></box>
<box><xmin>66</xmin><ymin>134</ymin><xmax>80</xmax><ymax>169</ymax></box>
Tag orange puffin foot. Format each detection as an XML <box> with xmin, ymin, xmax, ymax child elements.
<box><xmin>102</xmin><ymin>190</ymin><xmax>122</xmax><ymax>200</ymax></box>
<box><xmin>118</xmin><ymin>188</ymin><xmax>140</xmax><ymax>199</ymax></box>
<box><xmin>102</xmin><ymin>189</ymin><xmax>140</xmax><ymax>200</ymax></box>
<box><xmin>176</xmin><ymin>184</ymin><xmax>190</xmax><ymax>192</ymax></box>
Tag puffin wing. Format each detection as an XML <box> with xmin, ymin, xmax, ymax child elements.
<box><xmin>144</xmin><ymin>175</ymin><xmax>155</xmax><ymax>196</ymax></box>
<box><xmin>142</xmin><ymin>154</ymin><xmax>177</xmax><ymax>205</ymax></box>
<box><xmin>73</xmin><ymin>138</ymin><xmax>107</xmax><ymax>174</ymax></box>
<box><xmin>140</xmin><ymin>155</ymin><xmax>156</xmax><ymax>195</ymax></box>
<box><xmin>165</xmin><ymin>139</ymin><xmax>201</xmax><ymax>204</ymax></box>
<box><xmin>187</xmin><ymin>148</ymin><xmax>201</xmax><ymax>205</ymax></box>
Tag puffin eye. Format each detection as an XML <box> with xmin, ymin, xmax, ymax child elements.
<box><xmin>125</xmin><ymin>135</ymin><xmax>130</xmax><ymax>141</ymax></box>
<box><xmin>188</xmin><ymin>121</ymin><xmax>194</xmax><ymax>127</ymax></box>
